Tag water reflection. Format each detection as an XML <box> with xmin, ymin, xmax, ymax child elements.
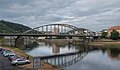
<box><xmin>64</xmin><ymin>48</ymin><xmax>120</xmax><ymax>70</ymax></box>
<box><xmin>51</xmin><ymin>44</ymin><xmax>60</xmax><ymax>54</ymax></box>
<box><xmin>25</xmin><ymin>41</ymin><xmax>39</xmax><ymax>50</ymax></box>
<box><xmin>40</xmin><ymin>49</ymin><xmax>88</xmax><ymax>68</ymax></box>
<box><xmin>107</xmin><ymin>48</ymin><xmax>120</xmax><ymax>61</ymax></box>
<box><xmin>26</xmin><ymin>42</ymin><xmax>79</xmax><ymax>56</ymax></box>
<box><xmin>26</xmin><ymin>42</ymin><xmax>120</xmax><ymax>70</ymax></box>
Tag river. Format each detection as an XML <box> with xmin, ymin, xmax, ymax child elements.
<box><xmin>26</xmin><ymin>42</ymin><xmax>120</xmax><ymax>70</ymax></box>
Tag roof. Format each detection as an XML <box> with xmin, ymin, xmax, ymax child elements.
<box><xmin>109</xmin><ymin>26</ymin><xmax>120</xmax><ymax>30</ymax></box>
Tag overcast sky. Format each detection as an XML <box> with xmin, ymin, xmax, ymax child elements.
<box><xmin>0</xmin><ymin>0</ymin><xmax>120</xmax><ymax>31</ymax></box>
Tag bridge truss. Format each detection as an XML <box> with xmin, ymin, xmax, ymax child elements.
<box><xmin>24</xmin><ymin>24</ymin><xmax>87</xmax><ymax>35</ymax></box>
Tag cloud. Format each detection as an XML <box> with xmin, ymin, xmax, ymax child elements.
<box><xmin>0</xmin><ymin>0</ymin><xmax>120</xmax><ymax>31</ymax></box>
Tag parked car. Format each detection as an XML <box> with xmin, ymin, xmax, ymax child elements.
<box><xmin>0</xmin><ymin>48</ymin><xmax>6</xmax><ymax>54</ymax></box>
<box><xmin>3</xmin><ymin>50</ymin><xmax>12</xmax><ymax>57</ymax></box>
<box><xmin>11</xmin><ymin>58</ymin><xmax>31</xmax><ymax>65</ymax></box>
<box><xmin>9</xmin><ymin>55</ymin><xmax>20</xmax><ymax>61</ymax></box>
<box><xmin>8</xmin><ymin>53</ymin><xmax>16</xmax><ymax>59</ymax></box>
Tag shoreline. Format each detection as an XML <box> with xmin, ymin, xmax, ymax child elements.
<box><xmin>88</xmin><ymin>41</ymin><xmax>120</xmax><ymax>48</ymax></box>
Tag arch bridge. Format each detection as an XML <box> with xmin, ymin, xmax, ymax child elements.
<box><xmin>24</xmin><ymin>24</ymin><xmax>87</xmax><ymax>35</ymax></box>
<box><xmin>14</xmin><ymin>24</ymin><xmax>96</xmax><ymax>47</ymax></box>
<box><xmin>0</xmin><ymin>24</ymin><xmax>99</xmax><ymax>47</ymax></box>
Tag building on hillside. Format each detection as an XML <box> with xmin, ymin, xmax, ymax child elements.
<box><xmin>84</xmin><ymin>29</ymin><xmax>95</xmax><ymax>36</ymax></box>
<box><xmin>97</xmin><ymin>29</ymin><xmax>108</xmax><ymax>36</ymax></box>
<box><xmin>108</xmin><ymin>26</ymin><xmax>120</xmax><ymax>37</ymax></box>
<box><xmin>68</xmin><ymin>28</ymin><xmax>86</xmax><ymax>35</ymax></box>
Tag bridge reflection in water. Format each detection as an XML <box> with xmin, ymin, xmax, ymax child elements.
<box><xmin>35</xmin><ymin>48</ymin><xmax>88</xmax><ymax>69</ymax></box>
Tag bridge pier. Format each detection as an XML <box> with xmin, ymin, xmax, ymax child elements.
<box><xmin>14</xmin><ymin>36</ymin><xmax>37</xmax><ymax>49</ymax></box>
<box><xmin>14</xmin><ymin>36</ymin><xmax>25</xmax><ymax>48</ymax></box>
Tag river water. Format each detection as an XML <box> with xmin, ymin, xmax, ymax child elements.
<box><xmin>26</xmin><ymin>42</ymin><xmax>120</xmax><ymax>70</ymax></box>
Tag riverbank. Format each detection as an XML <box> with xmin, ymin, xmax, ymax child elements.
<box><xmin>1</xmin><ymin>46</ymin><xmax>61</xmax><ymax>70</ymax></box>
<box><xmin>88</xmin><ymin>39</ymin><xmax>120</xmax><ymax>48</ymax></box>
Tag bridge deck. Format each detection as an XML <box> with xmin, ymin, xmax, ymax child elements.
<box><xmin>0</xmin><ymin>33</ymin><xmax>99</xmax><ymax>37</ymax></box>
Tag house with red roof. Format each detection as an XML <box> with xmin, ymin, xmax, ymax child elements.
<box><xmin>108</xmin><ymin>26</ymin><xmax>120</xmax><ymax>37</ymax></box>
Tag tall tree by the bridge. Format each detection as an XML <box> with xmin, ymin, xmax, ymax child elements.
<box><xmin>102</xmin><ymin>32</ymin><xmax>108</xmax><ymax>38</ymax></box>
<box><xmin>110</xmin><ymin>30</ymin><xmax>119</xmax><ymax>40</ymax></box>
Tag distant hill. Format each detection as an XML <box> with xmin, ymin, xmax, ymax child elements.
<box><xmin>0</xmin><ymin>20</ymin><xmax>31</xmax><ymax>33</ymax></box>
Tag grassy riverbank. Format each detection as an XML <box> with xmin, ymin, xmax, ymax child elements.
<box><xmin>89</xmin><ymin>39</ymin><xmax>120</xmax><ymax>48</ymax></box>
<box><xmin>1</xmin><ymin>46</ymin><xmax>60</xmax><ymax>70</ymax></box>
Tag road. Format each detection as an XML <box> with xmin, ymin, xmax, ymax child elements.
<box><xmin>0</xmin><ymin>53</ymin><xmax>17</xmax><ymax>70</ymax></box>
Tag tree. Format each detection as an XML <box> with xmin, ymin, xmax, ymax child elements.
<box><xmin>102</xmin><ymin>32</ymin><xmax>108</xmax><ymax>38</ymax></box>
<box><xmin>110</xmin><ymin>30</ymin><xmax>119</xmax><ymax>40</ymax></box>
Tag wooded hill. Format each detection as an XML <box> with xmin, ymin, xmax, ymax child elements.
<box><xmin>0</xmin><ymin>20</ymin><xmax>31</xmax><ymax>33</ymax></box>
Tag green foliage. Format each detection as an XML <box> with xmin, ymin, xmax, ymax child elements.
<box><xmin>25</xmin><ymin>42</ymin><xmax>39</xmax><ymax>50</ymax></box>
<box><xmin>0</xmin><ymin>20</ymin><xmax>31</xmax><ymax>33</ymax></box>
<box><xmin>110</xmin><ymin>30</ymin><xmax>119</xmax><ymax>40</ymax></box>
<box><xmin>102</xmin><ymin>32</ymin><xmax>108</xmax><ymax>38</ymax></box>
